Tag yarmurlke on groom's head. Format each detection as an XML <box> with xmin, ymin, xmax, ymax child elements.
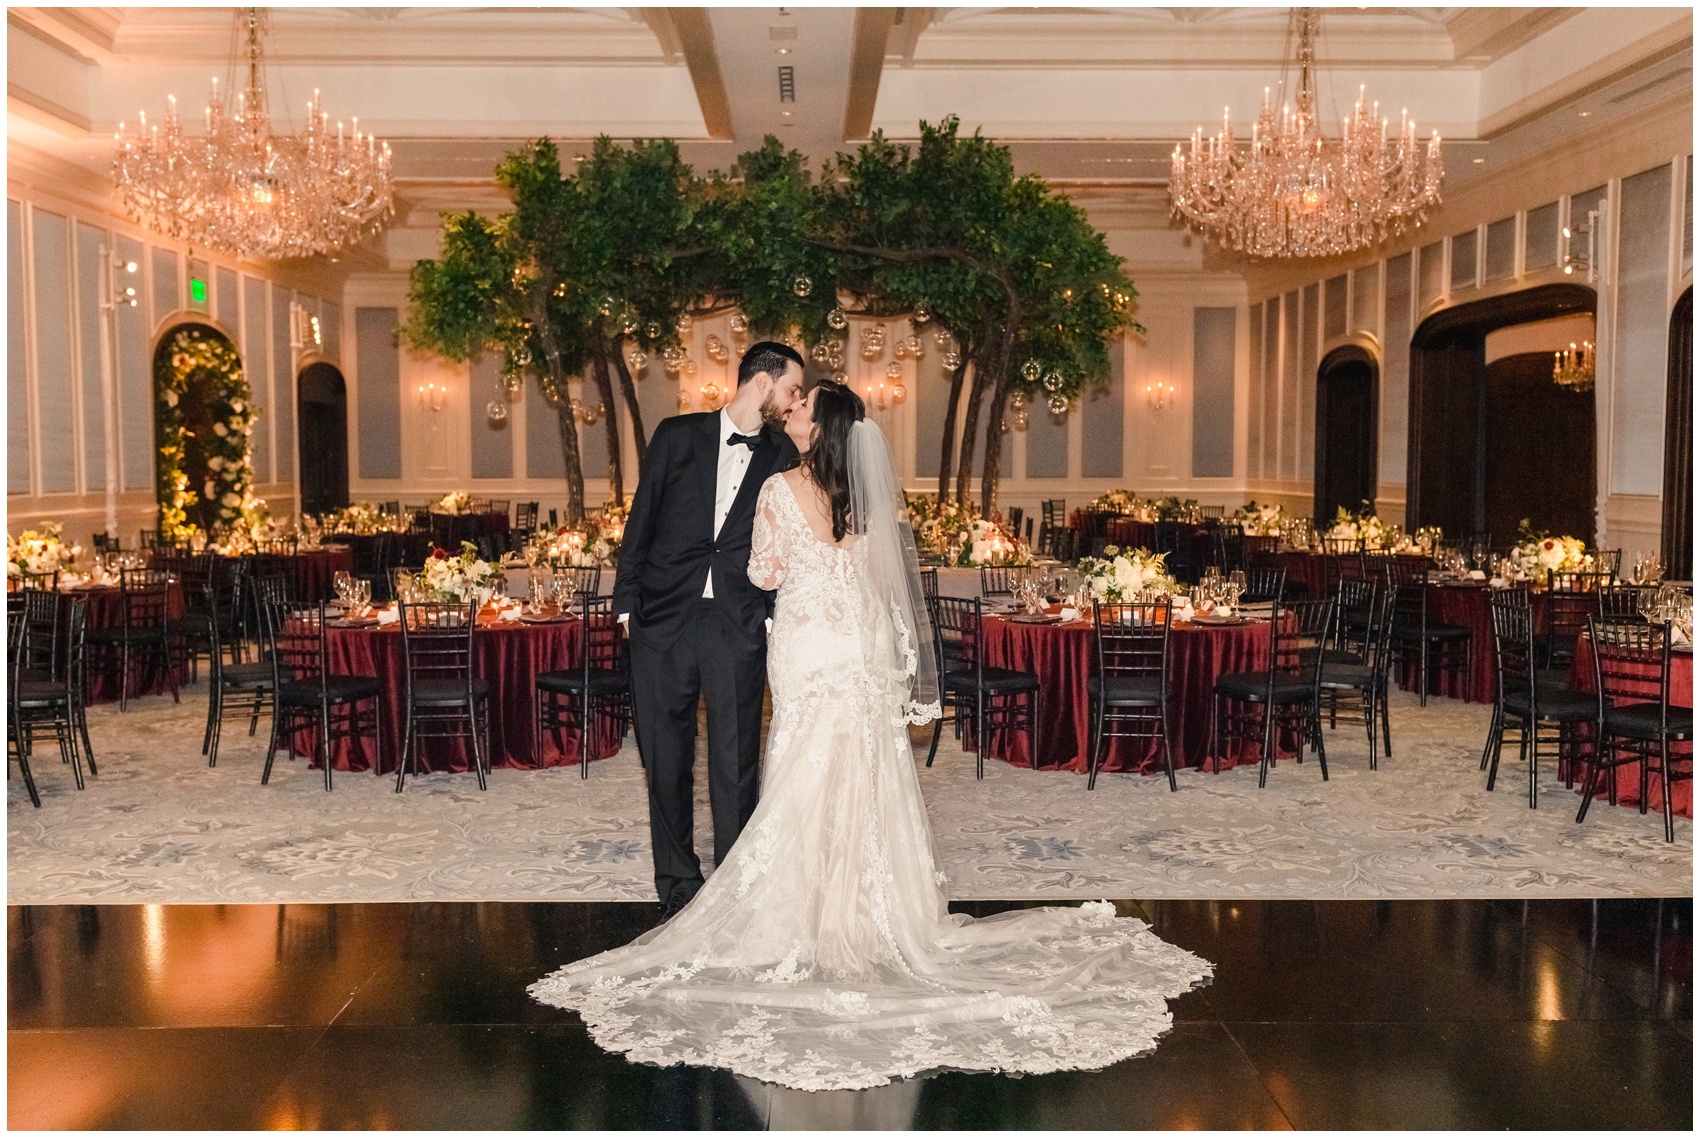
<box><xmin>737</xmin><ymin>341</ymin><xmax>805</xmax><ymax>387</ymax></box>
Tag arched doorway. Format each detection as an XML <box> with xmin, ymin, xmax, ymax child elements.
<box><xmin>152</xmin><ymin>323</ymin><xmax>246</xmax><ymax>535</ymax></box>
<box><xmin>1314</xmin><ymin>345</ymin><xmax>1378</xmax><ymax>523</ymax></box>
<box><xmin>1408</xmin><ymin>283</ymin><xmax>1597</xmax><ymax>541</ymax></box>
<box><xmin>297</xmin><ymin>362</ymin><xmax>350</xmax><ymax>516</ymax></box>
<box><xmin>1661</xmin><ymin>286</ymin><xmax>1693</xmax><ymax>579</ymax></box>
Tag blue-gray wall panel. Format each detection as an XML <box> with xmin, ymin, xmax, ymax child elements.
<box><xmin>8</xmin><ymin>201</ymin><xmax>30</xmax><ymax>493</ymax></box>
<box><xmin>1612</xmin><ymin>164</ymin><xmax>1673</xmax><ymax>496</ymax></box>
<box><xmin>1191</xmin><ymin>307</ymin><xmax>1236</xmax><ymax>478</ymax></box>
<box><xmin>117</xmin><ymin>236</ymin><xmax>151</xmax><ymax>492</ymax></box>
<box><xmin>1080</xmin><ymin>338</ymin><xmax>1124</xmax><ymax>479</ymax></box>
<box><xmin>151</xmin><ymin>247</ymin><xmax>179</xmax><ymax>323</ymax></box>
<box><xmin>271</xmin><ymin>287</ymin><xmax>295</xmax><ymax>481</ymax></box>
<box><xmin>1381</xmin><ymin>252</ymin><xmax>1413</xmax><ymax>488</ymax></box>
<box><xmin>579</xmin><ymin>380</ymin><xmax>608</xmax><ymax>480</ymax></box>
<box><xmin>244</xmin><ymin>276</ymin><xmax>271</xmax><ymax>483</ymax></box>
<box><xmin>1246</xmin><ymin>302</ymin><xmax>1263</xmax><ymax>484</ymax></box>
<box><xmin>216</xmin><ymin>267</ymin><xmax>239</xmax><ymax>332</ymax></box>
<box><xmin>527</xmin><ymin>383</ymin><xmax>567</xmax><ymax>480</ymax></box>
<box><xmin>354</xmin><ymin>307</ymin><xmax>402</xmax><ymax>480</ymax></box>
<box><xmin>75</xmin><ymin>223</ymin><xmax>106</xmax><ymax>493</ymax></box>
<box><xmin>31</xmin><ymin>209</ymin><xmax>76</xmax><ymax>493</ymax></box>
<box><xmin>469</xmin><ymin>354</ymin><xmax>514</xmax><ymax>479</ymax></box>
<box><xmin>1299</xmin><ymin>282</ymin><xmax>1318</xmax><ymax>482</ymax></box>
<box><xmin>1024</xmin><ymin>392</ymin><xmax>1069</xmax><ymax>478</ymax></box>
<box><xmin>913</xmin><ymin>351</ymin><xmax>950</xmax><ymax>479</ymax></box>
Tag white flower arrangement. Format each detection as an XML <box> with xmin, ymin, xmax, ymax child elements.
<box><xmin>1236</xmin><ymin>501</ymin><xmax>1285</xmax><ymax>536</ymax></box>
<box><xmin>421</xmin><ymin>541</ymin><xmax>499</xmax><ymax>603</ymax></box>
<box><xmin>1088</xmin><ymin>489</ymin><xmax>1144</xmax><ymax>514</ymax></box>
<box><xmin>320</xmin><ymin>503</ymin><xmax>396</xmax><ymax>536</ymax></box>
<box><xmin>1508</xmin><ymin>521</ymin><xmax>1590</xmax><ymax>579</ymax></box>
<box><xmin>525</xmin><ymin>502</ymin><xmax>626</xmax><ymax>568</ymax></box>
<box><xmin>435</xmin><ymin>490</ymin><xmax>474</xmax><ymax>516</ymax></box>
<box><xmin>1328</xmin><ymin>504</ymin><xmax>1395</xmax><ymax>551</ymax></box>
<box><xmin>8</xmin><ymin>522</ymin><xmax>81</xmax><ymax>578</ymax></box>
<box><xmin>1074</xmin><ymin>544</ymin><xmax>1178</xmax><ymax>602</ymax></box>
<box><xmin>959</xmin><ymin>518</ymin><xmax>1032</xmax><ymax>567</ymax></box>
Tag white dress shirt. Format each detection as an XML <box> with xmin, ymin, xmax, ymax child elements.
<box><xmin>704</xmin><ymin>406</ymin><xmax>760</xmax><ymax>598</ymax></box>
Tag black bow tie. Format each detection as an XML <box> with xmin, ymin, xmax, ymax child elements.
<box><xmin>726</xmin><ymin>431</ymin><xmax>762</xmax><ymax>451</ymax></box>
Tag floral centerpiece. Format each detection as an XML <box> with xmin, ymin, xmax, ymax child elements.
<box><xmin>1508</xmin><ymin>520</ymin><xmax>1590</xmax><ymax>579</ymax></box>
<box><xmin>8</xmin><ymin>522</ymin><xmax>81</xmax><ymax>579</ymax></box>
<box><xmin>1088</xmin><ymin>489</ymin><xmax>1143</xmax><ymax>514</ymax></box>
<box><xmin>524</xmin><ymin>502</ymin><xmax>626</xmax><ymax>568</ymax></box>
<box><xmin>320</xmin><ymin>503</ymin><xmax>396</xmax><ymax>536</ymax></box>
<box><xmin>906</xmin><ymin>496</ymin><xmax>1029</xmax><ymax>567</ymax></box>
<box><xmin>420</xmin><ymin>541</ymin><xmax>499</xmax><ymax>603</ymax></box>
<box><xmin>211</xmin><ymin>493</ymin><xmax>279</xmax><ymax>555</ymax></box>
<box><xmin>1075</xmin><ymin>544</ymin><xmax>1178</xmax><ymax>602</ymax></box>
<box><xmin>1327</xmin><ymin>503</ymin><xmax>1396</xmax><ymax>550</ymax></box>
<box><xmin>435</xmin><ymin>490</ymin><xmax>473</xmax><ymax>516</ymax></box>
<box><xmin>1236</xmin><ymin>501</ymin><xmax>1285</xmax><ymax>536</ymax></box>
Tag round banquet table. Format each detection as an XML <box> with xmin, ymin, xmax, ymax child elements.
<box><xmin>974</xmin><ymin>610</ymin><xmax>1288</xmax><ymax>775</ymax></box>
<box><xmin>1568</xmin><ymin>633</ymin><xmax>1693</xmax><ymax>819</ymax></box>
<box><xmin>1392</xmin><ymin>582</ymin><xmax>1552</xmax><ymax>705</ymax></box>
<box><xmin>429</xmin><ymin>511</ymin><xmax>510</xmax><ymax>546</ymax></box>
<box><xmin>1269</xmin><ymin>551</ymin><xmax>1432</xmax><ymax>601</ymax></box>
<box><xmin>274</xmin><ymin>548</ymin><xmax>354</xmax><ymax>603</ymax></box>
<box><xmin>292</xmin><ymin>610</ymin><xmax>623</xmax><ymax>776</ymax></box>
<box><xmin>63</xmin><ymin>580</ymin><xmax>188</xmax><ymax>703</ymax></box>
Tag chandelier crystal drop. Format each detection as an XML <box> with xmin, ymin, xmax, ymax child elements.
<box><xmin>112</xmin><ymin>8</ymin><xmax>392</xmax><ymax>261</ymax></box>
<box><xmin>1168</xmin><ymin>8</ymin><xmax>1443</xmax><ymax>260</ymax></box>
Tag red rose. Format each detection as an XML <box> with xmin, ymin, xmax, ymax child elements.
<box><xmin>1542</xmin><ymin>539</ymin><xmax>1555</xmax><ymax>551</ymax></box>
<box><xmin>431</xmin><ymin>547</ymin><xmax>449</xmax><ymax>560</ymax></box>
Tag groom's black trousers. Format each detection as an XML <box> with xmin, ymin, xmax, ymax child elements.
<box><xmin>628</xmin><ymin>600</ymin><xmax>765</xmax><ymax>906</ymax></box>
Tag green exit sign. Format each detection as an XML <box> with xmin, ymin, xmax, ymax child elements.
<box><xmin>189</xmin><ymin>277</ymin><xmax>206</xmax><ymax>305</ymax></box>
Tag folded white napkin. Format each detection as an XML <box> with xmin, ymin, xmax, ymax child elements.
<box><xmin>376</xmin><ymin>608</ymin><xmax>400</xmax><ymax>626</ymax></box>
<box><xmin>1059</xmin><ymin>606</ymin><xmax>1081</xmax><ymax>623</ymax></box>
<box><xmin>498</xmin><ymin>607</ymin><xmax>522</xmax><ymax>622</ymax></box>
<box><xmin>1672</xmin><ymin>623</ymin><xmax>1691</xmax><ymax>647</ymax></box>
<box><xmin>1489</xmin><ymin>577</ymin><xmax>1507</xmax><ymax>588</ymax></box>
<box><xmin>1468</xmin><ymin>569</ymin><xmax>1487</xmax><ymax>581</ymax></box>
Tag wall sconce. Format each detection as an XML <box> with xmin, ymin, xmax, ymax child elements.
<box><xmin>1561</xmin><ymin>206</ymin><xmax>1601</xmax><ymax>283</ymax></box>
<box><xmin>1145</xmin><ymin>381</ymin><xmax>1175</xmax><ymax>410</ymax></box>
<box><xmin>417</xmin><ymin>382</ymin><xmax>446</xmax><ymax>412</ymax></box>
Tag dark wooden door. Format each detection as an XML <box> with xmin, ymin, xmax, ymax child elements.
<box><xmin>1483</xmin><ymin>352</ymin><xmax>1595</xmax><ymax>544</ymax></box>
<box><xmin>1315</xmin><ymin>351</ymin><xmax>1378</xmax><ymax>523</ymax></box>
<box><xmin>297</xmin><ymin>364</ymin><xmax>349</xmax><ymax>516</ymax></box>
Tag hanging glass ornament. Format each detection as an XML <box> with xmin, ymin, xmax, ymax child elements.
<box><xmin>943</xmin><ymin>350</ymin><xmax>962</xmax><ymax>370</ymax></box>
<box><xmin>1010</xmin><ymin>389</ymin><xmax>1027</xmax><ymax>409</ymax></box>
<box><xmin>700</xmin><ymin>380</ymin><xmax>721</xmax><ymax>403</ymax></box>
<box><xmin>1047</xmin><ymin>393</ymin><xmax>1068</xmax><ymax>415</ymax></box>
<box><xmin>486</xmin><ymin>401</ymin><xmax>508</xmax><ymax>422</ymax></box>
<box><xmin>677</xmin><ymin>313</ymin><xmax>693</xmax><ymax>334</ymax></box>
<box><xmin>729</xmin><ymin>313</ymin><xmax>749</xmax><ymax>334</ymax></box>
<box><xmin>1021</xmin><ymin>359</ymin><xmax>1042</xmax><ymax>382</ymax></box>
<box><xmin>792</xmin><ymin>276</ymin><xmax>813</xmax><ymax>298</ymax></box>
<box><xmin>913</xmin><ymin>303</ymin><xmax>931</xmax><ymax>324</ymax></box>
<box><xmin>683</xmin><ymin>359</ymin><xmax>698</xmax><ymax>377</ymax></box>
<box><xmin>810</xmin><ymin>342</ymin><xmax>830</xmax><ymax>363</ymax></box>
<box><xmin>905</xmin><ymin>334</ymin><xmax>922</xmax><ymax>357</ymax></box>
<box><xmin>862</xmin><ymin>344</ymin><xmax>881</xmax><ymax>361</ymax></box>
<box><xmin>599</xmin><ymin>296</ymin><xmax>616</xmax><ymax>317</ymax></box>
<box><xmin>501</xmin><ymin>372</ymin><xmax>524</xmax><ymax>394</ymax></box>
<box><xmin>622</xmin><ymin>314</ymin><xmax>639</xmax><ymax>335</ymax></box>
<box><xmin>626</xmin><ymin>350</ymin><xmax>648</xmax><ymax>373</ymax></box>
<box><xmin>891</xmin><ymin>382</ymin><xmax>907</xmax><ymax>403</ymax></box>
<box><xmin>1011</xmin><ymin>406</ymin><xmax>1029</xmax><ymax>429</ymax></box>
<box><xmin>705</xmin><ymin>334</ymin><xmax>728</xmax><ymax>364</ymax></box>
<box><xmin>826</xmin><ymin>352</ymin><xmax>844</xmax><ymax>371</ymax></box>
<box><xmin>644</xmin><ymin>322</ymin><xmax>662</xmax><ymax>340</ymax></box>
<box><xmin>886</xmin><ymin>361</ymin><xmax>903</xmax><ymax>382</ymax></box>
<box><xmin>829</xmin><ymin>338</ymin><xmax>845</xmax><ymax>355</ymax></box>
<box><xmin>934</xmin><ymin>328</ymin><xmax>952</xmax><ymax>349</ymax></box>
<box><xmin>1043</xmin><ymin>371</ymin><xmax>1063</xmax><ymax>393</ymax></box>
<box><xmin>827</xmin><ymin>307</ymin><xmax>848</xmax><ymax>330</ymax></box>
<box><xmin>831</xmin><ymin>371</ymin><xmax>847</xmax><ymax>384</ymax></box>
<box><xmin>676</xmin><ymin>389</ymin><xmax>692</xmax><ymax>411</ymax></box>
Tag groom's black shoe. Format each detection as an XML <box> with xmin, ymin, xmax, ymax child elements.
<box><xmin>660</xmin><ymin>892</ymin><xmax>693</xmax><ymax>921</ymax></box>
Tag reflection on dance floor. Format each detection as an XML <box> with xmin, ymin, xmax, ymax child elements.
<box><xmin>7</xmin><ymin>898</ymin><xmax>1691</xmax><ymax>1129</ymax></box>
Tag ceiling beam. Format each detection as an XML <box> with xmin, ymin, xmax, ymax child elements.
<box><xmin>669</xmin><ymin>7</ymin><xmax>734</xmax><ymax>141</ymax></box>
<box><xmin>1445</xmin><ymin>8</ymin><xmax>1576</xmax><ymax>62</ymax></box>
<box><xmin>844</xmin><ymin>7</ymin><xmax>895</xmax><ymax>141</ymax></box>
<box><xmin>890</xmin><ymin>7</ymin><xmax>933</xmax><ymax>67</ymax></box>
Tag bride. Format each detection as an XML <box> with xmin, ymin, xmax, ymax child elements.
<box><xmin>530</xmin><ymin>381</ymin><xmax>1211</xmax><ymax>1091</ymax></box>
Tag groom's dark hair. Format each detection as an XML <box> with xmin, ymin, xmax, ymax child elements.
<box><xmin>737</xmin><ymin>341</ymin><xmax>805</xmax><ymax>386</ymax></box>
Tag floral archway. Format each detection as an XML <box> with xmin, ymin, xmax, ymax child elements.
<box><xmin>153</xmin><ymin>325</ymin><xmax>258</xmax><ymax>540</ymax></box>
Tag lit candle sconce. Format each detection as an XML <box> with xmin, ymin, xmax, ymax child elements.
<box><xmin>1144</xmin><ymin>380</ymin><xmax>1176</xmax><ymax>411</ymax></box>
<box><xmin>417</xmin><ymin>382</ymin><xmax>446</xmax><ymax>412</ymax></box>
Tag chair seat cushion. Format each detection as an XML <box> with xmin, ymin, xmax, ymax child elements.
<box><xmin>1215</xmin><ymin>670</ymin><xmax>1312</xmax><ymax>703</ymax></box>
<box><xmin>13</xmin><ymin>679</ymin><xmax>67</xmax><ymax>705</ymax></box>
<box><xmin>1603</xmin><ymin>702</ymin><xmax>1694</xmax><ymax>741</ymax></box>
<box><xmin>1319</xmin><ymin>663</ymin><xmax>1378</xmax><ymax>689</ymax></box>
<box><xmin>536</xmin><ymin>670</ymin><xmax>628</xmax><ymax>697</ymax></box>
<box><xmin>220</xmin><ymin>661</ymin><xmax>274</xmax><ymax>688</ymax></box>
<box><xmin>943</xmin><ymin>666</ymin><xmax>1040</xmax><ymax>694</ymax></box>
<box><xmin>1300</xmin><ymin>647</ymin><xmax>1365</xmax><ymax>667</ymax></box>
<box><xmin>168</xmin><ymin>615</ymin><xmax>213</xmax><ymax>637</ymax></box>
<box><xmin>1503</xmin><ymin>688</ymin><xmax>1597</xmax><ymax>720</ymax></box>
<box><xmin>278</xmin><ymin>675</ymin><xmax>382</xmax><ymax>705</ymax></box>
<box><xmin>409</xmin><ymin>677</ymin><xmax>491</xmax><ymax>706</ymax></box>
<box><xmin>1395</xmin><ymin>622</ymin><xmax>1472</xmax><ymax>642</ymax></box>
<box><xmin>1086</xmin><ymin>674</ymin><xmax>1162</xmax><ymax>706</ymax></box>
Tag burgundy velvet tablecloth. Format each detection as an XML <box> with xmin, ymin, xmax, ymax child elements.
<box><xmin>283</xmin><ymin>549</ymin><xmax>355</xmax><ymax>603</ymax></box>
<box><xmin>1569</xmin><ymin>635</ymin><xmax>1693</xmax><ymax>819</ymax></box>
<box><xmin>1391</xmin><ymin>584</ymin><xmax>1552</xmax><ymax>705</ymax></box>
<box><xmin>71</xmin><ymin>581</ymin><xmax>188</xmax><ymax>703</ymax></box>
<box><xmin>429</xmin><ymin>511</ymin><xmax>510</xmax><ymax>546</ymax></box>
<box><xmin>975</xmin><ymin>613</ymin><xmax>1279</xmax><ymax>775</ymax></box>
<box><xmin>298</xmin><ymin>614</ymin><xmax>622</xmax><ymax>776</ymax></box>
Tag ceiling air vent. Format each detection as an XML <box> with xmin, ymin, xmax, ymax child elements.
<box><xmin>777</xmin><ymin>65</ymin><xmax>795</xmax><ymax>103</ymax></box>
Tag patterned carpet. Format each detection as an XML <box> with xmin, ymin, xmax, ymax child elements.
<box><xmin>7</xmin><ymin>687</ymin><xmax>1690</xmax><ymax>905</ymax></box>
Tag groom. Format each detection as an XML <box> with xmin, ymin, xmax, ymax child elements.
<box><xmin>615</xmin><ymin>340</ymin><xmax>806</xmax><ymax>917</ymax></box>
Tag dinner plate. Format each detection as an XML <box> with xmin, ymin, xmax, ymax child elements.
<box><xmin>329</xmin><ymin>617</ymin><xmax>379</xmax><ymax>629</ymax></box>
<box><xmin>1009</xmin><ymin>613</ymin><xmax>1064</xmax><ymax>624</ymax></box>
<box><xmin>518</xmin><ymin>612</ymin><xmax>573</xmax><ymax>624</ymax></box>
<box><xmin>1189</xmin><ymin>612</ymin><xmax>1244</xmax><ymax>625</ymax></box>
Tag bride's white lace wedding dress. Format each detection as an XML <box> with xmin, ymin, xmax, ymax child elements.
<box><xmin>530</xmin><ymin>474</ymin><xmax>1212</xmax><ymax>1091</ymax></box>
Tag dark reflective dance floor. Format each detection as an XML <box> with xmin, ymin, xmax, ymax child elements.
<box><xmin>7</xmin><ymin>898</ymin><xmax>1691</xmax><ymax>1129</ymax></box>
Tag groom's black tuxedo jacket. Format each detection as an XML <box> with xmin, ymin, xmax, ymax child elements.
<box><xmin>613</xmin><ymin>411</ymin><xmax>798</xmax><ymax>651</ymax></box>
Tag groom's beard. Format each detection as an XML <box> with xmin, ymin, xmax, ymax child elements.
<box><xmin>759</xmin><ymin>394</ymin><xmax>791</xmax><ymax>431</ymax></box>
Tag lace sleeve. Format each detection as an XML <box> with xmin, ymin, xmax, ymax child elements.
<box><xmin>747</xmin><ymin>477</ymin><xmax>785</xmax><ymax>591</ymax></box>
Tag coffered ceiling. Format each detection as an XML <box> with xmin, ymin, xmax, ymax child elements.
<box><xmin>8</xmin><ymin>5</ymin><xmax>1692</xmax><ymax>225</ymax></box>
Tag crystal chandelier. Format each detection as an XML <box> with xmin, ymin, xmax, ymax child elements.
<box><xmin>113</xmin><ymin>8</ymin><xmax>393</xmax><ymax>261</ymax></box>
<box><xmin>1552</xmin><ymin>341</ymin><xmax>1595</xmax><ymax>392</ymax></box>
<box><xmin>1169</xmin><ymin>8</ymin><xmax>1444</xmax><ymax>259</ymax></box>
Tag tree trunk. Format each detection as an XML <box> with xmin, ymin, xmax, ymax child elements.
<box><xmin>953</xmin><ymin>348</ymin><xmax>993</xmax><ymax>507</ymax></box>
<box><xmin>528</xmin><ymin>286</ymin><xmax>585</xmax><ymax>522</ymax></box>
<box><xmin>936</xmin><ymin>348</ymin><xmax>969</xmax><ymax>504</ymax></box>
<box><xmin>980</xmin><ymin>372</ymin><xmax>1014</xmax><ymax>518</ymax></box>
<box><xmin>590</xmin><ymin>344</ymin><xmax>625</xmax><ymax>504</ymax></box>
<box><xmin>611</xmin><ymin>337</ymin><xmax>647</xmax><ymax>467</ymax></box>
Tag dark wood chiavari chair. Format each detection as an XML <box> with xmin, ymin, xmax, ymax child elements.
<box><xmin>1481</xmin><ymin>588</ymin><xmax>1596</xmax><ymax>806</ymax></box>
<box><xmin>260</xmin><ymin>599</ymin><xmax>382</xmax><ymax>791</ymax></box>
<box><xmin>536</xmin><ymin>594</ymin><xmax>631</xmax><ymax>777</ymax></box>
<box><xmin>1212</xmin><ymin>597</ymin><xmax>1335</xmax><ymax>786</ymax></box>
<box><xmin>1087</xmin><ymin>599</ymin><xmax>1175</xmax><ymax>791</ymax></box>
<box><xmin>8</xmin><ymin>591</ymin><xmax>91</xmax><ymax>804</ymax></box>
<box><xmin>1387</xmin><ymin>571</ymin><xmax>1472</xmax><ymax>707</ymax></box>
<box><xmin>1317</xmin><ymin>579</ymin><xmax>1397</xmax><ymax>769</ymax></box>
<box><xmin>1581</xmin><ymin>617</ymin><xmax>1692</xmax><ymax>841</ymax></box>
<box><xmin>86</xmin><ymin>567</ymin><xmax>179</xmax><ymax>711</ymax></box>
<box><xmin>396</xmin><ymin>599</ymin><xmax>490</xmax><ymax>791</ymax></box>
<box><xmin>927</xmin><ymin>596</ymin><xmax>1040</xmax><ymax>779</ymax></box>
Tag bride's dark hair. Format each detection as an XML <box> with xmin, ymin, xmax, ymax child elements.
<box><xmin>800</xmin><ymin>380</ymin><xmax>866</xmax><ymax>541</ymax></box>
